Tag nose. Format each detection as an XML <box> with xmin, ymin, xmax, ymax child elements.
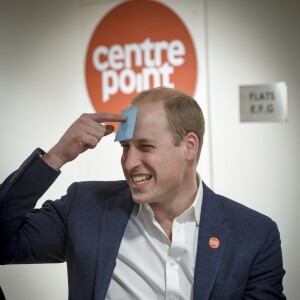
<box><xmin>121</xmin><ymin>146</ymin><xmax>141</xmax><ymax>171</ymax></box>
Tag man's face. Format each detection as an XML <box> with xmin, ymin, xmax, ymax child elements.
<box><xmin>121</xmin><ymin>101</ymin><xmax>189</xmax><ymax>207</ymax></box>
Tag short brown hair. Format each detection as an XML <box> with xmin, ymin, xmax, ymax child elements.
<box><xmin>131</xmin><ymin>87</ymin><xmax>205</xmax><ymax>163</ymax></box>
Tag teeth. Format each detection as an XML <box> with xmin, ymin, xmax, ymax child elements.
<box><xmin>132</xmin><ymin>175</ymin><xmax>150</xmax><ymax>185</ymax></box>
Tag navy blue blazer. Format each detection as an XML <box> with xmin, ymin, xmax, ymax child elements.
<box><xmin>0</xmin><ymin>149</ymin><xmax>285</xmax><ymax>299</ymax></box>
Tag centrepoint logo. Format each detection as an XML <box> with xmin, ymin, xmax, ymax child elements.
<box><xmin>85</xmin><ymin>0</ymin><xmax>197</xmax><ymax>117</ymax></box>
<box><xmin>93</xmin><ymin>38</ymin><xmax>185</xmax><ymax>102</ymax></box>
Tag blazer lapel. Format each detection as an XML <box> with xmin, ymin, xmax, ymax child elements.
<box><xmin>93</xmin><ymin>183</ymin><xmax>134</xmax><ymax>300</ymax></box>
<box><xmin>193</xmin><ymin>183</ymin><xmax>230</xmax><ymax>300</ymax></box>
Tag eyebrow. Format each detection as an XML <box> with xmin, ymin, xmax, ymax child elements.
<box><xmin>135</xmin><ymin>138</ymin><xmax>154</xmax><ymax>144</ymax></box>
<box><xmin>120</xmin><ymin>138</ymin><xmax>155</xmax><ymax>146</ymax></box>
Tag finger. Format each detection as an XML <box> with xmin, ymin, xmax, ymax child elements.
<box><xmin>85</xmin><ymin>122</ymin><xmax>107</xmax><ymax>141</ymax></box>
<box><xmin>89</xmin><ymin>112</ymin><xmax>127</xmax><ymax>123</ymax></box>
<box><xmin>80</xmin><ymin>135</ymin><xmax>99</xmax><ymax>150</ymax></box>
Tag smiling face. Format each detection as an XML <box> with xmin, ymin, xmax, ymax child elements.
<box><xmin>121</xmin><ymin>100</ymin><xmax>197</xmax><ymax>209</ymax></box>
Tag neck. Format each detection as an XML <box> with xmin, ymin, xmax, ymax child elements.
<box><xmin>149</xmin><ymin>172</ymin><xmax>199</xmax><ymax>239</ymax></box>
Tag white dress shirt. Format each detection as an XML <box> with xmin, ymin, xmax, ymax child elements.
<box><xmin>106</xmin><ymin>180</ymin><xmax>203</xmax><ymax>300</ymax></box>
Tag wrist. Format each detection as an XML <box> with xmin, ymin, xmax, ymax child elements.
<box><xmin>42</xmin><ymin>149</ymin><xmax>66</xmax><ymax>171</ymax></box>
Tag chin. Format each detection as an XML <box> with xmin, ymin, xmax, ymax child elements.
<box><xmin>132</xmin><ymin>197</ymin><xmax>148</xmax><ymax>204</ymax></box>
<box><xmin>131</xmin><ymin>194</ymin><xmax>151</xmax><ymax>204</ymax></box>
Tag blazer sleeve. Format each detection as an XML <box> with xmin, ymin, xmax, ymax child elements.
<box><xmin>0</xmin><ymin>148</ymin><xmax>70</xmax><ymax>264</ymax></box>
<box><xmin>244</xmin><ymin>220</ymin><xmax>286</xmax><ymax>299</ymax></box>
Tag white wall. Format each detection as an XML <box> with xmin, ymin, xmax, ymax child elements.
<box><xmin>0</xmin><ymin>1</ymin><xmax>82</xmax><ymax>299</ymax></box>
<box><xmin>206</xmin><ymin>1</ymin><xmax>300</xmax><ymax>298</ymax></box>
<box><xmin>0</xmin><ymin>0</ymin><xmax>299</xmax><ymax>299</ymax></box>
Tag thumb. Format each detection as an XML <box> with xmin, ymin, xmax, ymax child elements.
<box><xmin>104</xmin><ymin>124</ymin><xmax>115</xmax><ymax>136</ymax></box>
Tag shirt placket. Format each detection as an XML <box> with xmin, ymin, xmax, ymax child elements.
<box><xmin>165</xmin><ymin>219</ymin><xmax>185</xmax><ymax>300</ymax></box>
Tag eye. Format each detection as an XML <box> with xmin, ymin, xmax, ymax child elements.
<box><xmin>120</xmin><ymin>143</ymin><xmax>129</xmax><ymax>150</ymax></box>
<box><xmin>140</xmin><ymin>144</ymin><xmax>154</xmax><ymax>151</ymax></box>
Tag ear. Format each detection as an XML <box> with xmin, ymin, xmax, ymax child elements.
<box><xmin>183</xmin><ymin>132</ymin><xmax>199</xmax><ymax>163</ymax></box>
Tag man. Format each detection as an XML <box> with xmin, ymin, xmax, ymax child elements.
<box><xmin>0</xmin><ymin>87</ymin><xmax>285</xmax><ymax>299</ymax></box>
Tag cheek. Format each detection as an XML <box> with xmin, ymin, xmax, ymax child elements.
<box><xmin>165</xmin><ymin>153</ymin><xmax>186</xmax><ymax>173</ymax></box>
<box><xmin>154</xmin><ymin>155</ymin><xmax>181</xmax><ymax>176</ymax></box>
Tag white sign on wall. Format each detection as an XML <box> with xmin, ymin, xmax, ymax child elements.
<box><xmin>239</xmin><ymin>82</ymin><xmax>288</xmax><ymax>122</ymax></box>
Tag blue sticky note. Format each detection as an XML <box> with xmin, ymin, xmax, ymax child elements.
<box><xmin>114</xmin><ymin>105</ymin><xmax>138</xmax><ymax>142</ymax></box>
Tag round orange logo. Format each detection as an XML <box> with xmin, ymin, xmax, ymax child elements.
<box><xmin>85</xmin><ymin>0</ymin><xmax>197</xmax><ymax>123</ymax></box>
<box><xmin>209</xmin><ymin>237</ymin><xmax>220</xmax><ymax>249</ymax></box>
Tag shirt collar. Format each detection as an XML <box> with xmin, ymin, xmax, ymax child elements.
<box><xmin>192</xmin><ymin>177</ymin><xmax>203</xmax><ymax>226</ymax></box>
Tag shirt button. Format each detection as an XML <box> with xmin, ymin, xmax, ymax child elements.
<box><xmin>169</xmin><ymin>260</ymin><xmax>175</xmax><ymax>267</ymax></box>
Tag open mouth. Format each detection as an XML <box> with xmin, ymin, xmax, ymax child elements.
<box><xmin>131</xmin><ymin>175</ymin><xmax>152</xmax><ymax>185</ymax></box>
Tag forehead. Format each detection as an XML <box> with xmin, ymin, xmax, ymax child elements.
<box><xmin>133</xmin><ymin>101</ymin><xmax>169</xmax><ymax>139</ymax></box>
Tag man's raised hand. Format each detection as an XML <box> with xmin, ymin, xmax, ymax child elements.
<box><xmin>42</xmin><ymin>113</ymin><xmax>126</xmax><ymax>170</ymax></box>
